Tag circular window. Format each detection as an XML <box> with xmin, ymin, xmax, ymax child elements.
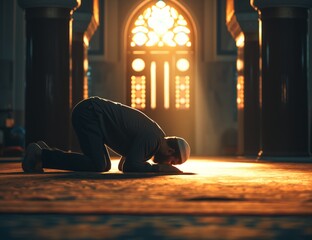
<box><xmin>132</xmin><ymin>58</ymin><xmax>145</xmax><ymax>72</ymax></box>
<box><xmin>176</xmin><ymin>58</ymin><xmax>189</xmax><ymax>72</ymax></box>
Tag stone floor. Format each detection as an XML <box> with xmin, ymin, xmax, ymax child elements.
<box><xmin>0</xmin><ymin>157</ymin><xmax>311</xmax><ymax>239</ymax></box>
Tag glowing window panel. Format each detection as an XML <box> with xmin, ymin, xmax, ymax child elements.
<box><xmin>175</xmin><ymin>76</ymin><xmax>190</xmax><ymax>109</ymax></box>
<box><xmin>83</xmin><ymin>59</ymin><xmax>89</xmax><ymax>99</ymax></box>
<box><xmin>174</xmin><ymin>32</ymin><xmax>189</xmax><ymax>46</ymax></box>
<box><xmin>176</xmin><ymin>58</ymin><xmax>189</xmax><ymax>72</ymax></box>
<box><xmin>237</xmin><ymin>76</ymin><xmax>244</xmax><ymax>109</ymax></box>
<box><xmin>130</xmin><ymin>0</ymin><xmax>191</xmax><ymax>47</ymax></box>
<box><xmin>164</xmin><ymin>62</ymin><xmax>170</xmax><ymax>109</ymax></box>
<box><xmin>132</xmin><ymin>26</ymin><xmax>148</xmax><ymax>34</ymax></box>
<box><xmin>132</xmin><ymin>58</ymin><xmax>145</xmax><ymax>72</ymax></box>
<box><xmin>132</xmin><ymin>32</ymin><xmax>148</xmax><ymax>46</ymax></box>
<box><xmin>150</xmin><ymin>61</ymin><xmax>156</xmax><ymax>109</ymax></box>
<box><xmin>131</xmin><ymin>76</ymin><xmax>146</xmax><ymax>109</ymax></box>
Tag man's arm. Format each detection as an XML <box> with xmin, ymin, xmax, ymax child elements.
<box><xmin>122</xmin><ymin>160</ymin><xmax>182</xmax><ymax>173</ymax></box>
<box><xmin>157</xmin><ymin>164</ymin><xmax>182</xmax><ymax>173</ymax></box>
<box><xmin>119</xmin><ymin>156</ymin><xmax>158</xmax><ymax>172</ymax></box>
<box><xmin>121</xmin><ymin>135</ymin><xmax>161</xmax><ymax>172</ymax></box>
<box><xmin>121</xmin><ymin>156</ymin><xmax>182</xmax><ymax>173</ymax></box>
<box><xmin>121</xmin><ymin>135</ymin><xmax>182</xmax><ymax>173</ymax></box>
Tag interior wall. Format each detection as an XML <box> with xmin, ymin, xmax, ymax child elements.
<box><xmin>0</xmin><ymin>0</ymin><xmax>25</xmax><ymax>127</ymax></box>
<box><xmin>0</xmin><ymin>0</ymin><xmax>14</xmax><ymax>126</ymax></box>
<box><xmin>194</xmin><ymin>0</ymin><xmax>237</xmax><ymax>155</ymax></box>
<box><xmin>89</xmin><ymin>0</ymin><xmax>124</xmax><ymax>103</ymax></box>
<box><xmin>14</xmin><ymin>1</ymin><xmax>26</xmax><ymax>127</ymax></box>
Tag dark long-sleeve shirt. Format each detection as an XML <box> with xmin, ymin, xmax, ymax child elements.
<box><xmin>90</xmin><ymin>97</ymin><xmax>165</xmax><ymax>172</ymax></box>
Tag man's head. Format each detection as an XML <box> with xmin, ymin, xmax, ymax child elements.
<box><xmin>153</xmin><ymin>136</ymin><xmax>190</xmax><ymax>165</ymax></box>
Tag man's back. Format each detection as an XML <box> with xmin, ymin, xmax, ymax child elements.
<box><xmin>89</xmin><ymin>97</ymin><xmax>165</xmax><ymax>161</ymax></box>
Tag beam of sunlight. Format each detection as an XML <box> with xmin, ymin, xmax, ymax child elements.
<box><xmin>150</xmin><ymin>61</ymin><xmax>156</xmax><ymax>109</ymax></box>
<box><xmin>164</xmin><ymin>61</ymin><xmax>170</xmax><ymax>109</ymax></box>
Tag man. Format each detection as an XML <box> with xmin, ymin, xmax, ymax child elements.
<box><xmin>22</xmin><ymin>97</ymin><xmax>190</xmax><ymax>173</ymax></box>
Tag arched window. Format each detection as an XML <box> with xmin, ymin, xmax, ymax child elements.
<box><xmin>127</xmin><ymin>0</ymin><xmax>193</xmax><ymax>111</ymax></box>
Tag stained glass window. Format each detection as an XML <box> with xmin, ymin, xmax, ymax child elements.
<box><xmin>175</xmin><ymin>76</ymin><xmax>190</xmax><ymax>109</ymax></box>
<box><xmin>130</xmin><ymin>1</ymin><xmax>191</xmax><ymax>47</ymax></box>
<box><xmin>131</xmin><ymin>76</ymin><xmax>146</xmax><ymax>109</ymax></box>
<box><xmin>129</xmin><ymin>0</ymin><xmax>192</xmax><ymax>110</ymax></box>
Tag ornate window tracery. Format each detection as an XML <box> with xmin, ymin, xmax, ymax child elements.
<box><xmin>130</xmin><ymin>1</ymin><xmax>191</xmax><ymax>48</ymax></box>
<box><xmin>128</xmin><ymin>0</ymin><xmax>193</xmax><ymax>110</ymax></box>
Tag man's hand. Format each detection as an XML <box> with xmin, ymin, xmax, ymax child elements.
<box><xmin>157</xmin><ymin>164</ymin><xmax>182</xmax><ymax>173</ymax></box>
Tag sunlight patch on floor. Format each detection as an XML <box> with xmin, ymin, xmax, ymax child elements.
<box><xmin>178</xmin><ymin>158</ymin><xmax>312</xmax><ymax>185</ymax></box>
<box><xmin>178</xmin><ymin>159</ymin><xmax>261</xmax><ymax>178</ymax></box>
<box><xmin>110</xmin><ymin>158</ymin><xmax>257</xmax><ymax>176</ymax></box>
<box><xmin>110</xmin><ymin>157</ymin><xmax>311</xmax><ymax>185</ymax></box>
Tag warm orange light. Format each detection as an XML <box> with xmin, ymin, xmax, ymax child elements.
<box><xmin>150</xmin><ymin>61</ymin><xmax>156</xmax><ymax>109</ymax></box>
<box><xmin>175</xmin><ymin>76</ymin><xmax>190</xmax><ymax>109</ymax></box>
<box><xmin>130</xmin><ymin>0</ymin><xmax>191</xmax><ymax>47</ymax></box>
<box><xmin>148</xmin><ymin>6</ymin><xmax>174</xmax><ymax>35</ymax></box>
<box><xmin>132</xmin><ymin>32</ymin><xmax>148</xmax><ymax>46</ymax></box>
<box><xmin>236</xmin><ymin>59</ymin><xmax>244</xmax><ymax>72</ymax></box>
<box><xmin>131</xmin><ymin>76</ymin><xmax>146</xmax><ymax>109</ymax></box>
<box><xmin>178</xmin><ymin>159</ymin><xmax>257</xmax><ymax>176</ymax></box>
<box><xmin>236</xmin><ymin>32</ymin><xmax>245</xmax><ymax>47</ymax></box>
<box><xmin>132</xmin><ymin>58</ymin><xmax>145</xmax><ymax>72</ymax></box>
<box><xmin>83</xmin><ymin>76</ymin><xmax>88</xmax><ymax>100</ymax></box>
<box><xmin>128</xmin><ymin>1</ymin><xmax>193</xmax><ymax>112</ymax></box>
<box><xmin>162</xmin><ymin>32</ymin><xmax>176</xmax><ymax>47</ymax></box>
<box><xmin>237</xmin><ymin>76</ymin><xmax>244</xmax><ymax>109</ymax></box>
<box><xmin>83</xmin><ymin>59</ymin><xmax>89</xmax><ymax>99</ymax></box>
<box><xmin>174</xmin><ymin>32</ymin><xmax>189</xmax><ymax>46</ymax></box>
<box><xmin>146</xmin><ymin>32</ymin><xmax>159</xmax><ymax>46</ymax></box>
<box><xmin>176</xmin><ymin>58</ymin><xmax>189</xmax><ymax>72</ymax></box>
<box><xmin>164</xmin><ymin>61</ymin><xmax>170</xmax><ymax>109</ymax></box>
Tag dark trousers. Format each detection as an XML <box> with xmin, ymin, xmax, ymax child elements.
<box><xmin>41</xmin><ymin>99</ymin><xmax>111</xmax><ymax>172</ymax></box>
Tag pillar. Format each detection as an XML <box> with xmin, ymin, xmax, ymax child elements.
<box><xmin>18</xmin><ymin>0</ymin><xmax>80</xmax><ymax>149</ymax></box>
<box><xmin>226</xmin><ymin>0</ymin><xmax>260</xmax><ymax>156</ymax></box>
<box><xmin>71</xmin><ymin>0</ymin><xmax>99</xmax><ymax>151</ymax></box>
<box><xmin>251</xmin><ymin>0</ymin><xmax>312</xmax><ymax>159</ymax></box>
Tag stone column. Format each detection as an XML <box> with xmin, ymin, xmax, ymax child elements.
<box><xmin>251</xmin><ymin>0</ymin><xmax>312</xmax><ymax>159</ymax></box>
<box><xmin>71</xmin><ymin>0</ymin><xmax>99</xmax><ymax>151</ymax></box>
<box><xmin>226</xmin><ymin>0</ymin><xmax>260</xmax><ymax>156</ymax></box>
<box><xmin>18</xmin><ymin>0</ymin><xmax>80</xmax><ymax>149</ymax></box>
